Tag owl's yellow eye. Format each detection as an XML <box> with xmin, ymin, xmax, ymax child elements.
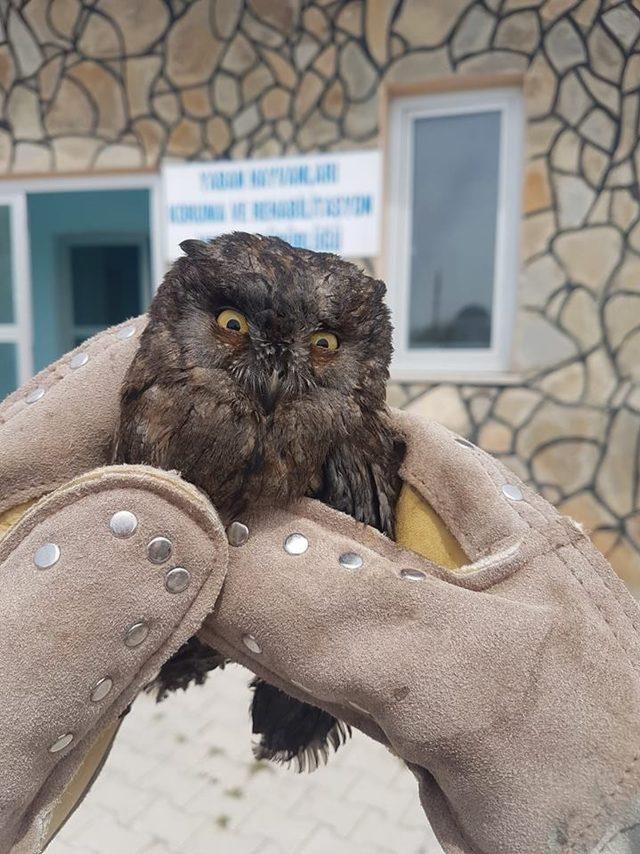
<box><xmin>217</xmin><ymin>308</ymin><xmax>249</xmax><ymax>334</ymax></box>
<box><xmin>310</xmin><ymin>331</ymin><xmax>339</xmax><ymax>351</ymax></box>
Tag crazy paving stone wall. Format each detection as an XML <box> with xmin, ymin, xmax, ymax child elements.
<box><xmin>1</xmin><ymin>0</ymin><xmax>639</xmax><ymax>588</ymax></box>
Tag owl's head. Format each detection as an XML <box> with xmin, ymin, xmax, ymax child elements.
<box><xmin>152</xmin><ymin>232</ymin><xmax>392</xmax><ymax>416</ymax></box>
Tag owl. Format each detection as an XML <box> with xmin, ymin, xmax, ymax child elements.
<box><xmin>114</xmin><ymin>232</ymin><xmax>405</xmax><ymax>769</ymax></box>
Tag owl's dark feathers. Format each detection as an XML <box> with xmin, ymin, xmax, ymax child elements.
<box><xmin>115</xmin><ymin>232</ymin><xmax>402</xmax><ymax>528</ymax></box>
<box><xmin>115</xmin><ymin>232</ymin><xmax>404</xmax><ymax>769</ymax></box>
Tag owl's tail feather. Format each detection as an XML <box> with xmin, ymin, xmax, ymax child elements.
<box><xmin>250</xmin><ymin>677</ymin><xmax>351</xmax><ymax>772</ymax></box>
<box><xmin>252</xmin><ymin>719</ymin><xmax>351</xmax><ymax>773</ymax></box>
<box><xmin>151</xmin><ymin>636</ymin><xmax>226</xmax><ymax>702</ymax></box>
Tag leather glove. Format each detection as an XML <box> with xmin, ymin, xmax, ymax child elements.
<box><xmin>1</xmin><ymin>318</ymin><xmax>639</xmax><ymax>854</ymax></box>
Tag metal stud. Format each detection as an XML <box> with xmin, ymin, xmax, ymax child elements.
<box><xmin>242</xmin><ymin>634</ymin><xmax>261</xmax><ymax>654</ymax></box>
<box><xmin>124</xmin><ymin>621</ymin><xmax>149</xmax><ymax>647</ymax></box>
<box><xmin>455</xmin><ymin>437</ymin><xmax>474</xmax><ymax>449</ymax></box>
<box><xmin>25</xmin><ymin>387</ymin><xmax>45</xmax><ymax>404</ymax></box>
<box><xmin>227</xmin><ymin>521</ymin><xmax>249</xmax><ymax>547</ymax></box>
<box><xmin>116</xmin><ymin>325</ymin><xmax>136</xmax><ymax>340</ymax></box>
<box><xmin>165</xmin><ymin>566</ymin><xmax>190</xmax><ymax>593</ymax></box>
<box><xmin>502</xmin><ymin>483</ymin><xmax>524</xmax><ymax>502</ymax></box>
<box><xmin>49</xmin><ymin>733</ymin><xmax>74</xmax><ymax>753</ymax></box>
<box><xmin>284</xmin><ymin>533</ymin><xmax>308</xmax><ymax>555</ymax></box>
<box><xmin>34</xmin><ymin>543</ymin><xmax>60</xmax><ymax>569</ymax></box>
<box><xmin>90</xmin><ymin>677</ymin><xmax>113</xmax><ymax>703</ymax></box>
<box><xmin>147</xmin><ymin>536</ymin><xmax>172</xmax><ymax>564</ymax></box>
<box><xmin>69</xmin><ymin>352</ymin><xmax>89</xmax><ymax>370</ymax></box>
<box><xmin>339</xmin><ymin>552</ymin><xmax>363</xmax><ymax>570</ymax></box>
<box><xmin>400</xmin><ymin>568</ymin><xmax>426</xmax><ymax>582</ymax></box>
<box><xmin>109</xmin><ymin>510</ymin><xmax>138</xmax><ymax>538</ymax></box>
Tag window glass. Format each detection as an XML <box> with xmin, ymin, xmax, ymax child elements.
<box><xmin>408</xmin><ymin>110</ymin><xmax>501</xmax><ymax>350</ymax></box>
<box><xmin>0</xmin><ymin>342</ymin><xmax>17</xmax><ymax>397</ymax></box>
<box><xmin>0</xmin><ymin>206</ymin><xmax>14</xmax><ymax>323</ymax></box>
<box><xmin>70</xmin><ymin>244</ymin><xmax>141</xmax><ymax>330</ymax></box>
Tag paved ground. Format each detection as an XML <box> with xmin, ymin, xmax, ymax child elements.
<box><xmin>49</xmin><ymin>665</ymin><xmax>443</xmax><ymax>854</ymax></box>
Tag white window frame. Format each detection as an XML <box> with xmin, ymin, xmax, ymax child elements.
<box><xmin>384</xmin><ymin>86</ymin><xmax>524</xmax><ymax>380</ymax></box>
<box><xmin>0</xmin><ymin>193</ymin><xmax>34</xmax><ymax>385</ymax></box>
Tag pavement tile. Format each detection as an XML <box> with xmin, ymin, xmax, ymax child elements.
<box><xmin>51</xmin><ymin>665</ymin><xmax>443</xmax><ymax>853</ymax></box>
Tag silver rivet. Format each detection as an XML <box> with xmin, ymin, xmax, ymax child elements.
<box><xmin>25</xmin><ymin>387</ymin><xmax>45</xmax><ymax>404</ymax></box>
<box><xmin>227</xmin><ymin>521</ymin><xmax>249</xmax><ymax>547</ymax></box>
<box><xmin>242</xmin><ymin>634</ymin><xmax>262</xmax><ymax>654</ymax></box>
<box><xmin>147</xmin><ymin>536</ymin><xmax>172</xmax><ymax>564</ymax></box>
<box><xmin>69</xmin><ymin>352</ymin><xmax>89</xmax><ymax>369</ymax></box>
<box><xmin>34</xmin><ymin>543</ymin><xmax>60</xmax><ymax>569</ymax></box>
<box><xmin>284</xmin><ymin>533</ymin><xmax>308</xmax><ymax>555</ymax></box>
<box><xmin>124</xmin><ymin>621</ymin><xmax>149</xmax><ymax>647</ymax></box>
<box><xmin>400</xmin><ymin>568</ymin><xmax>426</xmax><ymax>582</ymax></box>
<box><xmin>165</xmin><ymin>566</ymin><xmax>190</xmax><ymax>593</ymax></box>
<box><xmin>49</xmin><ymin>733</ymin><xmax>74</xmax><ymax>753</ymax></box>
<box><xmin>116</xmin><ymin>325</ymin><xmax>136</xmax><ymax>340</ymax></box>
<box><xmin>109</xmin><ymin>510</ymin><xmax>138</xmax><ymax>538</ymax></box>
<box><xmin>90</xmin><ymin>677</ymin><xmax>113</xmax><ymax>702</ymax></box>
<box><xmin>339</xmin><ymin>552</ymin><xmax>363</xmax><ymax>570</ymax></box>
<box><xmin>502</xmin><ymin>483</ymin><xmax>524</xmax><ymax>501</ymax></box>
<box><xmin>455</xmin><ymin>437</ymin><xmax>474</xmax><ymax>448</ymax></box>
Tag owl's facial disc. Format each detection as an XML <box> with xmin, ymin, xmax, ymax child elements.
<box><xmin>211</xmin><ymin>303</ymin><xmax>339</xmax><ymax>412</ymax></box>
<box><xmin>170</xmin><ymin>233</ymin><xmax>392</xmax><ymax>415</ymax></box>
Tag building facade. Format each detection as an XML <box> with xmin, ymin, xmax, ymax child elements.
<box><xmin>1</xmin><ymin>0</ymin><xmax>639</xmax><ymax>589</ymax></box>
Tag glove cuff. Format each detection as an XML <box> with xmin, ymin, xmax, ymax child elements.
<box><xmin>1</xmin><ymin>464</ymin><xmax>228</xmax><ymax>854</ymax></box>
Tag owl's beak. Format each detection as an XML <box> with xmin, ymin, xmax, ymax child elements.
<box><xmin>261</xmin><ymin>368</ymin><xmax>282</xmax><ymax>413</ymax></box>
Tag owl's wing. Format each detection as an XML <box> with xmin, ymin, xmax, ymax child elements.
<box><xmin>315</xmin><ymin>424</ymin><xmax>405</xmax><ymax>538</ymax></box>
<box><xmin>249</xmin><ymin>423</ymin><xmax>403</xmax><ymax>769</ymax></box>
<box><xmin>114</xmin><ymin>377</ymin><xmax>187</xmax><ymax>468</ymax></box>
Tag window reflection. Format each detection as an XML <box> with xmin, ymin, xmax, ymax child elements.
<box><xmin>408</xmin><ymin>110</ymin><xmax>501</xmax><ymax>349</ymax></box>
<box><xmin>0</xmin><ymin>342</ymin><xmax>17</xmax><ymax>397</ymax></box>
<box><xmin>69</xmin><ymin>244</ymin><xmax>143</xmax><ymax>345</ymax></box>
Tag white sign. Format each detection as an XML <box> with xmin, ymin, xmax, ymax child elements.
<box><xmin>162</xmin><ymin>150</ymin><xmax>381</xmax><ymax>260</ymax></box>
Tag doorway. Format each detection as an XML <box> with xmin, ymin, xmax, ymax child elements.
<box><xmin>27</xmin><ymin>189</ymin><xmax>152</xmax><ymax>372</ymax></box>
<box><xmin>59</xmin><ymin>234</ymin><xmax>148</xmax><ymax>349</ymax></box>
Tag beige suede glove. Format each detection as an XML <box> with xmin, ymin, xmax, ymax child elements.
<box><xmin>1</xmin><ymin>318</ymin><xmax>639</xmax><ymax>854</ymax></box>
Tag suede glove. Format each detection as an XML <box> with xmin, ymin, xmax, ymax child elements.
<box><xmin>1</xmin><ymin>318</ymin><xmax>640</xmax><ymax>854</ymax></box>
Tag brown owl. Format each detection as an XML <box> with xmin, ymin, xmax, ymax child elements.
<box><xmin>114</xmin><ymin>232</ymin><xmax>405</xmax><ymax>769</ymax></box>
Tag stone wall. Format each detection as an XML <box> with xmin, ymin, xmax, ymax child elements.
<box><xmin>1</xmin><ymin>0</ymin><xmax>639</xmax><ymax>589</ymax></box>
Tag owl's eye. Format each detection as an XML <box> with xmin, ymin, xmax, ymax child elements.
<box><xmin>217</xmin><ymin>308</ymin><xmax>249</xmax><ymax>334</ymax></box>
<box><xmin>310</xmin><ymin>331</ymin><xmax>339</xmax><ymax>351</ymax></box>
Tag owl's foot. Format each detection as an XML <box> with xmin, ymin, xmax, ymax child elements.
<box><xmin>152</xmin><ymin>636</ymin><xmax>226</xmax><ymax>702</ymax></box>
<box><xmin>250</xmin><ymin>678</ymin><xmax>351</xmax><ymax>772</ymax></box>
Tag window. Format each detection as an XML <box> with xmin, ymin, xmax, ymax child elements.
<box><xmin>385</xmin><ymin>86</ymin><xmax>524</xmax><ymax>377</ymax></box>
<box><xmin>66</xmin><ymin>241</ymin><xmax>147</xmax><ymax>347</ymax></box>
